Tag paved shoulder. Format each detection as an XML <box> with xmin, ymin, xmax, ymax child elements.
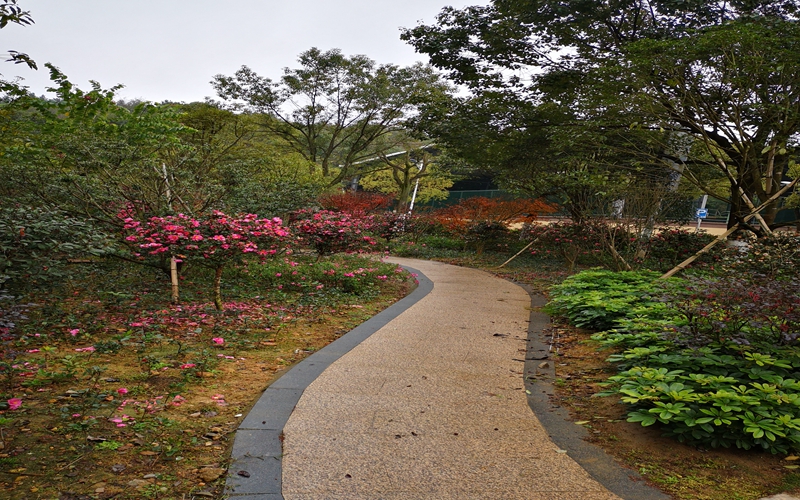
<box><xmin>281</xmin><ymin>258</ymin><xmax>622</xmax><ymax>500</ymax></box>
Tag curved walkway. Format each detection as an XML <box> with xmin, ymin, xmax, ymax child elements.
<box><xmin>225</xmin><ymin>258</ymin><xmax>664</xmax><ymax>500</ymax></box>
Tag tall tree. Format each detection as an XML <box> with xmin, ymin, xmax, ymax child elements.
<box><xmin>402</xmin><ymin>1</ymin><xmax>800</xmax><ymax>232</ymax></box>
<box><xmin>212</xmin><ymin>48</ymin><xmax>452</xmax><ymax>185</ymax></box>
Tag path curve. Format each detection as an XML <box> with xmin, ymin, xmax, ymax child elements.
<box><xmin>224</xmin><ymin>258</ymin><xmax>669</xmax><ymax>499</ymax></box>
<box><xmin>280</xmin><ymin>258</ymin><xmax>623</xmax><ymax>499</ymax></box>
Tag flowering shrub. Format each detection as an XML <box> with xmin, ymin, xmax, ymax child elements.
<box><xmin>522</xmin><ymin>220</ymin><xmax>610</xmax><ymax>271</ymax></box>
<box><xmin>369</xmin><ymin>212</ymin><xmax>408</xmax><ymax>242</ymax></box>
<box><xmin>292</xmin><ymin>210</ymin><xmax>377</xmax><ymax>258</ymax></box>
<box><xmin>719</xmin><ymin>232</ymin><xmax>800</xmax><ymax>280</ymax></box>
<box><xmin>122</xmin><ymin>211</ymin><xmax>289</xmax><ymax>262</ymax></box>
<box><xmin>665</xmin><ymin>276</ymin><xmax>800</xmax><ymax>348</ymax></box>
<box><xmin>121</xmin><ymin>210</ymin><xmax>291</xmax><ymax>309</ymax></box>
<box><xmin>642</xmin><ymin>229</ymin><xmax>717</xmax><ymax>272</ymax></box>
<box><xmin>318</xmin><ymin>191</ymin><xmax>393</xmax><ymax>215</ymax></box>
<box><xmin>464</xmin><ymin>221</ymin><xmax>510</xmax><ymax>255</ymax></box>
<box><xmin>433</xmin><ymin>197</ymin><xmax>555</xmax><ymax>235</ymax></box>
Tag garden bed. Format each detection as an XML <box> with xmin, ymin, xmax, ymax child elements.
<box><xmin>0</xmin><ymin>254</ymin><xmax>415</xmax><ymax>499</ymax></box>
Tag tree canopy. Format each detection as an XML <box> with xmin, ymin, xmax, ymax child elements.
<box><xmin>212</xmin><ymin>48</ymin><xmax>453</xmax><ymax>186</ymax></box>
<box><xmin>402</xmin><ymin>0</ymin><xmax>800</xmax><ymax>231</ymax></box>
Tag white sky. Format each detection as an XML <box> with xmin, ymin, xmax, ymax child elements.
<box><xmin>2</xmin><ymin>0</ymin><xmax>479</xmax><ymax>103</ymax></box>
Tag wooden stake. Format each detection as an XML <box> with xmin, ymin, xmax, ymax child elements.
<box><xmin>170</xmin><ymin>256</ymin><xmax>179</xmax><ymax>304</ymax></box>
<box><xmin>498</xmin><ymin>228</ymin><xmax>550</xmax><ymax>269</ymax></box>
<box><xmin>660</xmin><ymin>223</ymin><xmax>740</xmax><ymax>279</ymax></box>
<box><xmin>659</xmin><ymin>177</ymin><xmax>799</xmax><ymax>279</ymax></box>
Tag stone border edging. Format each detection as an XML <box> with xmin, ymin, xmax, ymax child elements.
<box><xmin>224</xmin><ymin>266</ymin><xmax>434</xmax><ymax>500</ymax></box>
<box><xmin>521</xmin><ymin>288</ymin><xmax>671</xmax><ymax>500</ymax></box>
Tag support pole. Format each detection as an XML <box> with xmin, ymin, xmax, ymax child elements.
<box><xmin>170</xmin><ymin>256</ymin><xmax>179</xmax><ymax>304</ymax></box>
<box><xmin>660</xmin><ymin>177</ymin><xmax>799</xmax><ymax>279</ymax></box>
<box><xmin>498</xmin><ymin>228</ymin><xmax>550</xmax><ymax>269</ymax></box>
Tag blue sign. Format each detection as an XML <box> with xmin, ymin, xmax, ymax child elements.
<box><xmin>696</xmin><ymin>209</ymin><xmax>708</xmax><ymax>219</ymax></box>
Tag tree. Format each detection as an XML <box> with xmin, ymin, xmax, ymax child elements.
<box><xmin>122</xmin><ymin>211</ymin><xmax>290</xmax><ymax>310</ymax></box>
<box><xmin>1</xmin><ymin>0</ymin><xmax>35</xmax><ymax>69</ymax></box>
<box><xmin>0</xmin><ymin>65</ymin><xmax>188</xmax><ymax>223</ymax></box>
<box><xmin>402</xmin><ymin>1</ymin><xmax>800</xmax><ymax>233</ymax></box>
<box><xmin>358</xmin><ymin>147</ymin><xmax>454</xmax><ymax>211</ymax></box>
<box><xmin>212</xmin><ymin>48</ymin><xmax>452</xmax><ymax>185</ymax></box>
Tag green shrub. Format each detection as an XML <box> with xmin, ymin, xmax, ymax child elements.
<box><xmin>594</xmin><ymin>332</ymin><xmax>800</xmax><ymax>454</ymax></box>
<box><xmin>573</xmin><ymin>272</ymin><xmax>800</xmax><ymax>454</ymax></box>
<box><xmin>642</xmin><ymin>229</ymin><xmax>717</xmax><ymax>272</ymax></box>
<box><xmin>544</xmin><ymin>268</ymin><xmax>668</xmax><ymax>330</ymax></box>
<box><xmin>464</xmin><ymin>221</ymin><xmax>510</xmax><ymax>255</ymax></box>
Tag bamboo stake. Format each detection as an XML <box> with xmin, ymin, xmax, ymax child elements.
<box><xmin>660</xmin><ymin>177</ymin><xmax>799</xmax><ymax>279</ymax></box>
<box><xmin>660</xmin><ymin>223</ymin><xmax>740</xmax><ymax>279</ymax></box>
<box><xmin>498</xmin><ymin>228</ymin><xmax>551</xmax><ymax>268</ymax></box>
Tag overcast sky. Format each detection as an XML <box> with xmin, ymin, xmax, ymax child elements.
<box><xmin>2</xmin><ymin>0</ymin><xmax>479</xmax><ymax>103</ymax></box>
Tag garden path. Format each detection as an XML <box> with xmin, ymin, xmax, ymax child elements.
<box><xmin>225</xmin><ymin>258</ymin><xmax>662</xmax><ymax>499</ymax></box>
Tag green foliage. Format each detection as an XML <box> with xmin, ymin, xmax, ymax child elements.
<box><xmin>643</xmin><ymin>229</ymin><xmax>717</xmax><ymax>272</ymax></box>
<box><xmin>213</xmin><ymin>48</ymin><xmax>452</xmax><ymax>183</ymax></box>
<box><xmin>544</xmin><ymin>269</ymin><xmax>667</xmax><ymax>330</ymax></box>
<box><xmin>95</xmin><ymin>440</ymin><xmax>123</xmax><ymax>451</ymax></box>
<box><xmin>595</xmin><ymin>336</ymin><xmax>800</xmax><ymax>454</ymax></box>
<box><xmin>0</xmin><ymin>205</ymin><xmax>114</xmax><ymax>291</ymax></box>
<box><xmin>464</xmin><ymin>220</ymin><xmax>509</xmax><ymax>255</ymax></box>
<box><xmin>402</xmin><ymin>2</ymin><xmax>800</xmax><ymax>232</ymax></box>
<box><xmin>247</xmin><ymin>256</ymin><xmax>404</xmax><ymax>306</ymax></box>
<box><xmin>552</xmin><ymin>270</ymin><xmax>800</xmax><ymax>454</ymax></box>
<box><xmin>719</xmin><ymin>232</ymin><xmax>800</xmax><ymax>280</ymax></box>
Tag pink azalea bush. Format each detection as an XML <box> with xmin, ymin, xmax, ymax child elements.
<box><xmin>293</xmin><ymin>210</ymin><xmax>377</xmax><ymax>259</ymax></box>
<box><xmin>121</xmin><ymin>210</ymin><xmax>291</xmax><ymax>309</ymax></box>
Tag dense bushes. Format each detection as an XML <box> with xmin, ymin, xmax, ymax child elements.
<box><xmin>0</xmin><ymin>206</ymin><xmax>114</xmax><ymax>291</ymax></box>
<box><xmin>548</xmin><ymin>269</ymin><xmax>800</xmax><ymax>454</ymax></box>
<box><xmin>522</xmin><ymin>221</ymin><xmax>718</xmax><ymax>272</ymax></box>
<box><xmin>544</xmin><ymin>269</ymin><xmax>668</xmax><ymax>330</ymax></box>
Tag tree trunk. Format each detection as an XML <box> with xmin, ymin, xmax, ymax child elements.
<box><xmin>213</xmin><ymin>266</ymin><xmax>224</xmax><ymax>311</ymax></box>
<box><xmin>170</xmin><ymin>256</ymin><xmax>179</xmax><ymax>305</ymax></box>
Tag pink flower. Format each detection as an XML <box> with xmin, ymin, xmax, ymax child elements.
<box><xmin>74</xmin><ymin>346</ymin><xmax>95</xmax><ymax>352</ymax></box>
<box><xmin>7</xmin><ymin>398</ymin><xmax>22</xmax><ymax>410</ymax></box>
<box><xmin>180</xmin><ymin>363</ymin><xmax>196</xmax><ymax>369</ymax></box>
<box><xmin>117</xmin><ymin>388</ymin><xmax>128</xmax><ymax>395</ymax></box>
<box><xmin>69</xmin><ymin>329</ymin><xmax>80</xmax><ymax>336</ymax></box>
<box><xmin>26</xmin><ymin>349</ymin><xmax>40</xmax><ymax>353</ymax></box>
<box><xmin>212</xmin><ymin>337</ymin><xmax>224</xmax><ymax>345</ymax></box>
